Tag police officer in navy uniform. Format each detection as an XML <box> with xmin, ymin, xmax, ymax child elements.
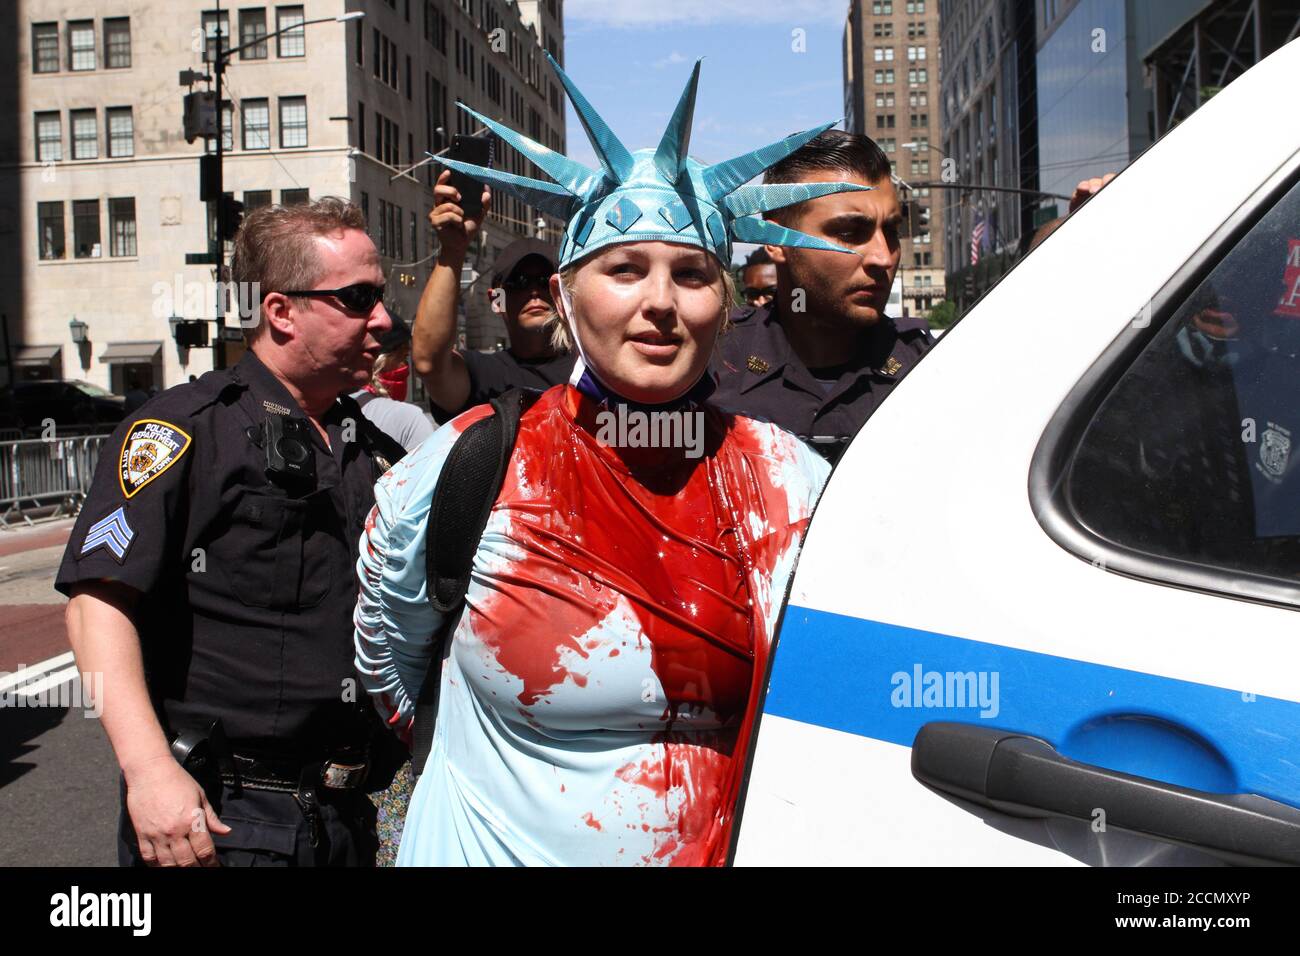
<box><xmin>414</xmin><ymin>170</ymin><xmax>575</xmax><ymax>424</ymax></box>
<box><xmin>712</xmin><ymin>130</ymin><xmax>932</xmax><ymax>464</ymax></box>
<box><xmin>57</xmin><ymin>198</ymin><xmax>406</xmax><ymax>867</ymax></box>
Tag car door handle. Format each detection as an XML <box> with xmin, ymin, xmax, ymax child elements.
<box><xmin>911</xmin><ymin>722</ymin><xmax>1300</xmax><ymax>866</ymax></box>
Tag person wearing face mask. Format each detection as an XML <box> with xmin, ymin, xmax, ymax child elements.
<box><xmin>349</xmin><ymin>314</ymin><xmax>435</xmax><ymax>453</ymax></box>
<box><xmin>352</xmin><ymin>56</ymin><xmax>869</xmax><ymax>866</ymax></box>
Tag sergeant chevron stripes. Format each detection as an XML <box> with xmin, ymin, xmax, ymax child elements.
<box><xmin>81</xmin><ymin>506</ymin><xmax>135</xmax><ymax>562</ymax></box>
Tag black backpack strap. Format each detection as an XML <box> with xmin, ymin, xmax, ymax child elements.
<box><xmin>410</xmin><ymin>388</ymin><xmax>540</xmax><ymax>776</ymax></box>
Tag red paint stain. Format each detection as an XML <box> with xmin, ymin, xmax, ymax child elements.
<box><xmin>462</xmin><ymin>386</ymin><xmax>813</xmax><ymax>865</ymax></box>
<box><xmin>582</xmin><ymin>812</ymin><xmax>603</xmax><ymax>831</ymax></box>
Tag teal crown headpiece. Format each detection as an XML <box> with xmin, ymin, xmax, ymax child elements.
<box><xmin>432</xmin><ymin>54</ymin><xmax>872</xmax><ymax>270</ymax></box>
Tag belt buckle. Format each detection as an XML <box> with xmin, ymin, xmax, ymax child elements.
<box><xmin>321</xmin><ymin>760</ymin><xmax>367</xmax><ymax>790</ymax></box>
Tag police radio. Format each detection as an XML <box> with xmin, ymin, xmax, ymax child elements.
<box><xmin>246</xmin><ymin>415</ymin><xmax>316</xmax><ymax>482</ymax></box>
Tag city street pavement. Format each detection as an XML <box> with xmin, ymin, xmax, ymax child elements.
<box><xmin>0</xmin><ymin>517</ymin><xmax>119</xmax><ymax>867</ymax></box>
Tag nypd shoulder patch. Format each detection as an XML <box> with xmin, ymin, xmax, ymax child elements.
<box><xmin>118</xmin><ymin>418</ymin><xmax>192</xmax><ymax>499</ymax></box>
<box><xmin>81</xmin><ymin>506</ymin><xmax>135</xmax><ymax>563</ymax></box>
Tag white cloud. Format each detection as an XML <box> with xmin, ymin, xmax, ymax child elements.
<box><xmin>653</xmin><ymin>51</ymin><xmax>688</xmax><ymax>69</ymax></box>
<box><xmin>566</xmin><ymin>0</ymin><xmax>848</xmax><ymax>28</ymax></box>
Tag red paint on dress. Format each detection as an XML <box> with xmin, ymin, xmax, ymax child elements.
<box><xmin>463</xmin><ymin>386</ymin><xmax>812</xmax><ymax>866</ymax></box>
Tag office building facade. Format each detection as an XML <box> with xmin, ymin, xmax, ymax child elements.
<box><xmin>0</xmin><ymin>0</ymin><xmax>564</xmax><ymax>393</ymax></box>
<box><xmin>844</xmin><ymin>0</ymin><xmax>947</xmax><ymax>319</ymax></box>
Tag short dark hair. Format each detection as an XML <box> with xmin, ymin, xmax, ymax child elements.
<box><xmin>744</xmin><ymin>247</ymin><xmax>773</xmax><ymax>267</ymax></box>
<box><xmin>763</xmin><ymin>129</ymin><xmax>892</xmax><ymax>186</ymax></box>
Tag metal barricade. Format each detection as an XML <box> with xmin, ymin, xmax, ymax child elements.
<box><xmin>0</xmin><ymin>434</ymin><xmax>110</xmax><ymax>527</ymax></box>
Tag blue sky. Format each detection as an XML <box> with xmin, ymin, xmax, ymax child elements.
<box><xmin>557</xmin><ymin>0</ymin><xmax>852</xmax><ymax>262</ymax></box>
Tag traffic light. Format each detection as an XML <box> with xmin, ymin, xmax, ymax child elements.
<box><xmin>183</xmin><ymin>91</ymin><xmax>217</xmax><ymax>144</ymax></box>
<box><xmin>218</xmin><ymin>194</ymin><xmax>244</xmax><ymax>242</ymax></box>
<box><xmin>174</xmin><ymin>320</ymin><xmax>210</xmax><ymax>349</ymax></box>
<box><xmin>907</xmin><ymin>204</ymin><xmax>931</xmax><ymax>235</ymax></box>
<box><xmin>199</xmin><ymin>154</ymin><xmax>220</xmax><ymax>202</ymax></box>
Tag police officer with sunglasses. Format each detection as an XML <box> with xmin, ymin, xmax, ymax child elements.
<box><xmin>57</xmin><ymin>198</ymin><xmax>407</xmax><ymax>867</ymax></box>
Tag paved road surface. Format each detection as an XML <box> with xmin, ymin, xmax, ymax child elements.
<box><xmin>0</xmin><ymin>518</ymin><xmax>119</xmax><ymax>867</ymax></box>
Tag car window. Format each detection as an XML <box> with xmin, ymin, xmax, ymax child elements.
<box><xmin>71</xmin><ymin>381</ymin><xmax>113</xmax><ymax>398</ymax></box>
<box><xmin>1066</xmin><ymin>175</ymin><xmax>1300</xmax><ymax>587</ymax></box>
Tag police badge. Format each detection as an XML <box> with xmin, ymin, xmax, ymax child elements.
<box><xmin>1257</xmin><ymin>423</ymin><xmax>1291</xmax><ymax>484</ymax></box>
<box><xmin>118</xmin><ymin>419</ymin><xmax>193</xmax><ymax>498</ymax></box>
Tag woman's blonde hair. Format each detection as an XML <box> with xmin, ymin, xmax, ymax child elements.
<box><xmin>546</xmin><ymin>254</ymin><xmax>738</xmax><ymax>353</ymax></box>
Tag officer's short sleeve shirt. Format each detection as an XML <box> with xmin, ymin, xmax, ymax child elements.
<box><xmin>56</xmin><ymin>351</ymin><xmax>404</xmax><ymax>752</ymax></box>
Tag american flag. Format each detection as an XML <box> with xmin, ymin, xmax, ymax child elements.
<box><xmin>970</xmin><ymin>219</ymin><xmax>987</xmax><ymax>266</ymax></box>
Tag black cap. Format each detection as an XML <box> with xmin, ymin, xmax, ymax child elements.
<box><xmin>491</xmin><ymin>237</ymin><xmax>557</xmax><ymax>286</ymax></box>
<box><xmin>379</xmin><ymin>313</ymin><xmax>411</xmax><ymax>353</ymax></box>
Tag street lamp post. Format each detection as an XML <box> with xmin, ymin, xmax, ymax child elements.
<box><xmin>204</xmin><ymin>4</ymin><xmax>364</xmax><ymax>368</ymax></box>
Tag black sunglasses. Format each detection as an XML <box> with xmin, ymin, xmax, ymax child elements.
<box><xmin>500</xmin><ymin>273</ymin><xmax>551</xmax><ymax>293</ymax></box>
<box><xmin>279</xmin><ymin>283</ymin><xmax>386</xmax><ymax>314</ymax></box>
<box><xmin>743</xmin><ymin>286</ymin><xmax>778</xmax><ymax>302</ymax></box>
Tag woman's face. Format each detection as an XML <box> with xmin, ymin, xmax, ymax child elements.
<box><xmin>554</xmin><ymin>241</ymin><xmax>726</xmax><ymax>404</ymax></box>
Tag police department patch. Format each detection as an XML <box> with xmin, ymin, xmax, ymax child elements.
<box><xmin>118</xmin><ymin>419</ymin><xmax>192</xmax><ymax>498</ymax></box>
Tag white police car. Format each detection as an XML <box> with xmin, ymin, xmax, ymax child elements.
<box><xmin>734</xmin><ymin>38</ymin><xmax>1300</xmax><ymax>866</ymax></box>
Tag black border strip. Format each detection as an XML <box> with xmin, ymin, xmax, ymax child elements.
<box><xmin>1029</xmin><ymin>148</ymin><xmax>1300</xmax><ymax>612</ymax></box>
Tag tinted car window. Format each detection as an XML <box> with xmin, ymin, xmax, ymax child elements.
<box><xmin>1067</xmin><ymin>176</ymin><xmax>1300</xmax><ymax>585</ymax></box>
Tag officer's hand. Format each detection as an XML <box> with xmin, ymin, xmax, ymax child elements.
<box><xmin>1068</xmin><ymin>173</ymin><xmax>1117</xmax><ymax>213</ymax></box>
<box><xmin>430</xmin><ymin>169</ymin><xmax>492</xmax><ymax>264</ymax></box>
<box><xmin>125</xmin><ymin>756</ymin><xmax>231</xmax><ymax>867</ymax></box>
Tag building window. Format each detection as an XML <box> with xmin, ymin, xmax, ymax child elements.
<box><xmin>279</xmin><ymin>96</ymin><xmax>307</xmax><ymax>148</ymax></box>
<box><xmin>109</xmin><ymin>197</ymin><xmax>136</xmax><ymax>256</ymax></box>
<box><xmin>38</xmin><ymin>202</ymin><xmax>65</xmax><ymax>259</ymax></box>
<box><xmin>876</xmin><ymin>114</ymin><xmax>895</xmax><ymax>129</ymax></box>
<box><xmin>104</xmin><ymin>18</ymin><xmax>131</xmax><ymax>68</ymax></box>
<box><xmin>68</xmin><ymin>20</ymin><xmax>95</xmax><ymax>71</ymax></box>
<box><xmin>406</xmin><ymin>55</ymin><xmax>412</xmax><ymax>99</ymax></box>
<box><xmin>357</xmin><ymin>101</ymin><xmax>366</xmax><ymax>152</ymax></box>
<box><xmin>281</xmin><ymin>188</ymin><xmax>309</xmax><ymax>205</ymax></box>
<box><xmin>873</xmin><ymin>23</ymin><xmax>893</xmax><ymax>37</ymax></box>
<box><xmin>410</xmin><ymin>211</ymin><xmax>418</xmax><ymax>261</ymax></box>
<box><xmin>880</xmin><ymin>138</ymin><xmax>896</xmax><ymax>153</ymax></box>
<box><xmin>360</xmin><ymin>191</ymin><xmax>369</xmax><ymax>229</ymax></box>
<box><xmin>71</xmin><ymin>109</ymin><xmax>97</xmax><ymax>160</ymax></box>
<box><xmin>35</xmin><ymin>112</ymin><xmax>62</xmax><ymax>162</ymax></box>
<box><xmin>277</xmin><ymin>6</ymin><xmax>305</xmax><ymax>57</ymax></box>
<box><xmin>873</xmin><ymin>0</ymin><xmax>893</xmax><ymax>13</ymax></box>
<box><xmin>394</xmin><ymin>204</ymin><xmax>403</xmax><ymax>259</ymax></box>
<box><xmin>908</xmin><ymin>45</ymin><xmax>927</xmax><ymax>61</ymax></box>
<box><xmin>240</xmin><ymin>9</ymin><xmax>268</xmax><ymax>60</ymax></box>
<box><xmin>355</xmin><ymin>17</ymin><xmax>364</xmax><ymax>65</ymax></box>
<box><xmin>244</xmin><ymin>190</ymin><xmax>273</xmax><ymax>212</ymax></box>
<box><xmin>202</xmin><ymin>11</ymin><xmax>229</xmax><ymax>63</ymax></box>
<box><xmin>73</xmin><ymin>199</ymin><xmax>101</xmax><ymax>258</ymax></box>
<box><xmin>107</xmin><ymin>107</ymin><xmax>134</xmax><ymax>157</ymax></box>
<box><xmin>911</xmin><ymin>113</ymin><xmax>929</xmax><ymax>127</ymax></box>
<box><xmin>242</xmin><ymin>98</ymin><xmax>270</xmax><ymax>149</ymax></box>
<box><xmin>221</xmin><ymin>100</ymin><xmax>234</xmax><ymax>151</ymax></box>
<box><xmin>376</xmin><ymin>199</ymin><xmax>388</xmax><ymax>255</ymax></box>
<box><xmin>33</xmin><ymin>23</ymin><xmax>59</xmax><ymax>73</ymax></box>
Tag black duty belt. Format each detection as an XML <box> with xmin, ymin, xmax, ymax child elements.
<box><xmin>221</xmin><ymin>752</ymin><xmax>370</xmax><ymax>794</ymax></box>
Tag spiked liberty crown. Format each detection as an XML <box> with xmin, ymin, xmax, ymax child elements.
<box><xmin>433</xmin><ymin>54</ymin><xmax>872</xmax><ymax>270</ymax></box>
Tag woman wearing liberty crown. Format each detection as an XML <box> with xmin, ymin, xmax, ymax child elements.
<box><xmin>353</xmin><ymin>53</ymin><xmax>871</xmax><ymax>866</ymax></box>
